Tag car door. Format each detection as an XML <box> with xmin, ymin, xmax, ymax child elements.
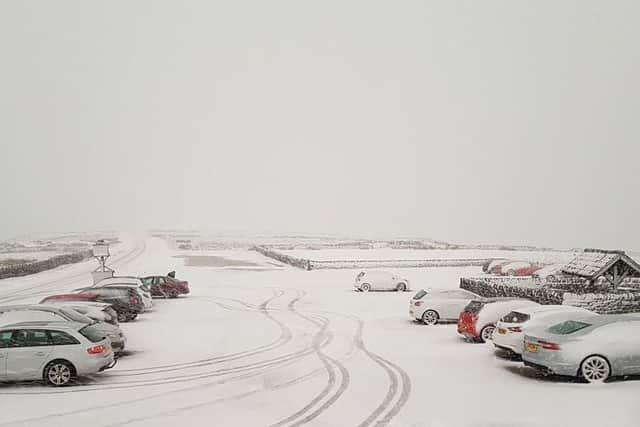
<box><xmin>609</xmin><ymin>322</ymin><xmax>640</xmax><ymax>375</ymax></box>
<box><xmin>437</xmin><ymin>291</ymin><xmax>463</xmax><ymax>319</ymax></box>
<box><xmin>6</xmin><ymin>329</ymin><xmax>54</xmax><ymax>381</ymax></box>
<box><xmin>0</xmin><ymin>331</ymin><xmax>10</xmax><ymax>379</ymax></box>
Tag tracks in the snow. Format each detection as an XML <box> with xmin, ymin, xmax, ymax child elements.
<box><xmin>0</xmin><ymin>278</ymin><xmax>411</xmax><ymax>427</ymax></box>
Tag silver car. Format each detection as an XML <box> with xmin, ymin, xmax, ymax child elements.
<box><xmin>523</xmin><ymin>315</ymin><xmax>640</xmax><ymax>383</ymax></box>
<box><xmin>0</xmin><ymin>305</ymin><xmax>126</xmax><ymax>354</ymax></box>
<box><xmin>0</xmin><ymin>321</ymin><xmax>115</xmax><ymax>386</ymax></box>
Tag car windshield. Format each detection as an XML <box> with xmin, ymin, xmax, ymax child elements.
<box><xmin>547</xmin><ymin>320</ymin><xmax>592</xmax><ymax>335</ymax></box>
<box><xmin>412</xmin><ymin>290</ymin><xmax>427</xmax><ymax>300</ymax></box>
<box><xmin>501</xmin><ymin>311</ymin><xmax>530</xmax><ymax>323</ymax></box>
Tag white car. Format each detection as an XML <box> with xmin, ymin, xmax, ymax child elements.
<box><xmin>0</xmin><ymin>321</ymin><xmax>115</xmax><ymax>386</ymax></box>
<box><xmin>0</xmin><ymin>305</ymin><xmax>126</xmax><ymax>354</ymax></box>
<box><xmin>493</xmin><ymin>305</ymin><xmax>594</xmax><ymax>355</ymax></box>
<box><xmin>354</xmin><ymin>271</ymin><xmax>410</xmax><ymax>292</ymax></box>
<box><xmin>410</xmin><ymin>289</ymin><xmax>481</xmax><ymax>325</ymax></box>
<box><xmin>92</xmin><ymin>277</ymin><xmax>153</xmax><ymax>310</ymax></box>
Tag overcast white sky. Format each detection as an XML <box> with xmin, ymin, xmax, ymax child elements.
<box><xmin>1</xmin><ymin>1</ymin><xmax>638</xmax><ymax>249</ymax></box>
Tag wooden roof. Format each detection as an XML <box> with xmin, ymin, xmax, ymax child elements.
<box><xmin>562</xmin><ymin>249</ymin><xmax>640</xmax><ymax>280</ymax></box>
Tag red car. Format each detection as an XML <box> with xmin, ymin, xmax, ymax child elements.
<box><xmin>142</xmin><ymin>275</ymin><xmax>190</xmax><ymax>298</ymax></box>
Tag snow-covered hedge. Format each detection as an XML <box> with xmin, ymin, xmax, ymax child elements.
<box><xmin>0</xmin><ymin>250</ymin><xmax>93</xmax><ymax>280</ymax></box>
<box><xmin>460</xmin><ymin>277</ymin><xmax>564</xmax><ymax>305</ymax></box>
<box><xmin>253</xmin><ymin>246</ymin><xmax>311</xmax><ymax>270</ymax></box>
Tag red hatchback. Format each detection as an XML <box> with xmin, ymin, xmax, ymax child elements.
<box><xmin>142</xmin><ymin>275</ymin><xmax>190</xmax><ymax>298</ymax></box>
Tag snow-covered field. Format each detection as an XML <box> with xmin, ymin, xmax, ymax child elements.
<box><xmin>0</xmin><ymin>235</ymin><xmax>638</xmax><ymax>427</ymax></box>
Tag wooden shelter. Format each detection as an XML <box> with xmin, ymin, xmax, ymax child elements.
<box><xmin>562</xmin><ymin>249</ymin><xmax>640</xmax><ymax>288</ymax></box>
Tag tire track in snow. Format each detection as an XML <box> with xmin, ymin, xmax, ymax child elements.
<box><xmin>270</xmin><ymin>291</ymin><xmax>350</xmax><ymax>427</ymax></box>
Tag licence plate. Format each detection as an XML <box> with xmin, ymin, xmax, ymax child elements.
<box><xmin>497</xmin><ymin>328</ymin><xmax>507</xmax><ymax>335</ymax></box>
<box><xmin>526</xmin><ymin>343</ymin><xmax>538</xmax><ymax>353</ymax></box>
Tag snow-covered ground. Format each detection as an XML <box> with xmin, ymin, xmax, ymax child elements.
<box><xmin>0</xmin><ymin>235</ymin><xmax>638</xmax><ymax>427</ymax></box>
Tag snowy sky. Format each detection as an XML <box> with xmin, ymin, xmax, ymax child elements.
<box><xmin>1</xmin><ymin>1</ymin><xmax>638</xmax><ymax>250</ymax></box>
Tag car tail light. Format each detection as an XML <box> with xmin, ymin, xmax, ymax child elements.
<box><xmin>414</xmin><ymin>301</ymin><xmax>423</xmax><ymax>306</ymax></box>
<box><xmin>508</xmin><ymin>326</ymin><xmax>523</xmax><ymax>332</ymax></box>
<box><xmin>538</xmin><ymin>340</ymin><xmax>561</xmax><ymax>350</ymax></box>
<box><xmin>87</xmin><ymin>344</ymin><xmax>106</xmax><ymax>354</ymax></box>
<box><xmin>130</xmin><ymin>297</ymin><xmax>139</xmax><ymax>304</ymax></box>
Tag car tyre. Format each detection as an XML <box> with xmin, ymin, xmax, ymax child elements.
<box><xmin>360</xmin><ymin>283</ymin><xmax>371</xmax><ymax>292</ymax></box>
<box><xmin>506</xmin><ymin>269</ymin><xmax>516</xmax><ymax>276</ymax></box>
<box><xmin>117</xmin><ymin>311</ymin><xmax>129</xmax><ymax>323</ymax></box>
<box><xmin>44</xmin><ymin>360</ymin><xmax>75</xmax><ymax>386</ymax></box>
<box><xmin>580</xmin><ymin>355</ymin><xmax>611</xmax><ymax>383</ymax></box>
<box><xmin>480</xmin><ymin>325</ymin><xmax>495</xmax><ymax>343</ymax></box>
<box><xmin>396</xmin><ymin>282</ymin><xmax>407</xmax><ymax>292</ymax></box>
<box><xmin>421</xmin><ymin>310</ymin><xmax>439</xmax><ymax>326</ymax></box>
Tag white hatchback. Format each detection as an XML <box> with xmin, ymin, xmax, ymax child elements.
<box><xmin>0</xmin><ymin>321</ymin><xmax>115</xmax><ymax>386</ymax></box>
<box><xmin>410</xmin><ymin>289</ymin><xmax>481</xmax><ymax>325</ymax></box>
<box><xmin>354</xmin><ymin>271</ymin><xmax>410</xmax><ymax>292</ymax></box>
<box><xmin>493</xmin><ymin>305</ymin><xmax>594</xmax><ymax>355</ymax></box>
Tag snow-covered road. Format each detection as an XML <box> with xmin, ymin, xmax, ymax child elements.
<box><xmin>0</xmin><ymin>235</ymin><xmax>638</xmax><ymax>427</ymax></box>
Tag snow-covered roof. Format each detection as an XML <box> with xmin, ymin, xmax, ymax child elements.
<box><xmin>562</xmin><ymin>249</ymin><xmax>640</xmax><ymax>282</ymax></box>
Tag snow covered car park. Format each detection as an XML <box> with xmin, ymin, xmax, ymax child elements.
<box><xmin>0</xmin><ymin>238</ymin><xmax>638</xmax><ymax>427</ymax></box>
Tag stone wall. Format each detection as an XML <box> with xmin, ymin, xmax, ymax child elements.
<box><xmin>0</xmin><ymin>250</ymin><xmax>93</xmax><ymax>280</ymax></box>
<box><xmin>460</xmin><ymin>278</ymin><xmax>564</xmax><ymax>305</ymax></box>
<box><xmin>563</xmin><ymin>292</ymin><xmax>640</xmax><ymax>314</ymax></box>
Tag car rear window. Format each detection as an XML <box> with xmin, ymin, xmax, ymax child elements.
<box><xmin>463</xmin><ymin>300</ymin><xmax>485</xmax><ymax>314</ymax></box>
<box><xmin>60</xmin><ymin>308</ymin><xmax>93</xmax><ymax>324</ymax></box>
<box><xmin>79</xmin><ymin>325</ymin><xmax>107</xmax><ymax>343</ymax></box>
<box><xmin>501</xmin><ymin>311</ymin><xmax>530</xmax><ymax>323</ymax></box>
<box><xmin>412</xmin><ymin>290</ymin><xmax>427</xmax><ymax>300</ymax></box>
<box><xmin>547</xmin><ymin>320</ymin><xmax>591</xmax><ymax>335</ymax></box>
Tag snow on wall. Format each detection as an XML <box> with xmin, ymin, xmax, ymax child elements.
<box><xmin>459</xmin><ymin>277</ymin><xmax>564</xmax><ymax>305</ymax></box>
<box><xmin>563</xmin><ymin>292</ymin><xmax>640</xmax><ymax>314</ymax></box>
<box><xmin>0</xmin><ymin>250</ymin><xmax>93</xmax><ymax>280</ymax></box>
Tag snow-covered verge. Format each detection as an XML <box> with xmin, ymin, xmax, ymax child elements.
<box><xmin>0</xmin><ymin>236</ymin><xmax>638</xmax><ymax>427</ymax></box>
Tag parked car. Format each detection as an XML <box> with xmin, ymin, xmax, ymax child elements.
<box><xmin>75</xmin><ymin>288</ymin><xmax>144</xmax><ymax>322</ymax></box>
<box><xmin>500</xmin><ymin>261</ymin><xmax>536</xmax><ymax>276</ymax></box>
<box><xmin>523</xmin><ymin>315</ymin><xmax>640</xmax><ymax>383</ymax></box>
<box><xmin>409</xmin><ymin>289</ymin><xmax>482</xmax><ymax>325</ymax></box>
<box><xmin>488</xmin><ymin>260</ymin><xmax>512</xmax><ymax>275</ymax></box>
<box><xmin>0</xmin><ymin>305</ymin><xmax>126</xmax><ymax>354</ymax></box>
<box><xmin>142</xmin><ymin>275</ymin><xmax>190</xmax><ymax>298</ymax></box>
<box><xmin>0</xmin><ymin>321</ymin><xmax>115</xmax><ymax>386</ymax></box>
<box><xmin>493</xmin><ymin>305</ymin><xmax>594</xmax><ymax>355</ymax></box>
<box><xmin>532</xmin><ymin>264</ymin><xmax>566</xmax><ymax>282</ymax></box>
<box><xmin>458</xmin><ymin>298</ymin><xmax>540</xmax><ymax>343</ymax></box>
<box><xmin>91</xmin><ymin>277</ymin><xmax>153</xmax><ymax>310</ymax></box>
<box><xmin>354</xmin><ymin>271</ymin><xmax>410</xmax><ymax>292</ymax></box>
<box><xmin>40</xmin><ymin>298</ymin><xmax>119</xmax><ymax>326</ymax></box>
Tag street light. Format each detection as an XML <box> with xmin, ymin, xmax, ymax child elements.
<box><xmin>92</xmin><ymin>239</ymin><xmax>114</xmax><ymax>284</ymax></box>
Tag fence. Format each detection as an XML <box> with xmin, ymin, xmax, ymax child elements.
<box><xmin>0</xmin><ymin>250</ymin><xmax>93</xmax><ymax>280</ymax></box>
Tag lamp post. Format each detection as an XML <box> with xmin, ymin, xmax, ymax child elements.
<box><xmin>92</xmin><ymin>239</ymin><xmax>114</xmax><ymax>284</ymax></box>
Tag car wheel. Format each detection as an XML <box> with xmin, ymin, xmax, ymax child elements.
<box><xmin>580</xmin><ymin>355</ymin><xmax>611</xmax><ymax>383</ymax></box>
<box><xmin>480</xmin><ymin>325</ymin><xmax>495</xmax><ymax>343</ymax></box>
<box><xmin>127</xmin><ymin>313</ymin><xmax>138</xmax><ymax>321</ymax></box>
<box><xmin>44</xmin><ymin>360</ymin><xmax>74</xmax><ymax>386</ymax></box>
<box><xmin>546</xmin><ymin>275</ymin><xmax>556</xmax><ymax>282</ymax></box>
<box><xmin>506</xmin><ymin>269</ymin><xmax>516</xmax><ymax>276</ymax></box>
<box><xmin>421</xmin><ymin>310</ymin><xmax>439</xmax><ymax>326</ymax></box>
<box><xmin>360</xmin><ymin>283</ymin><xmax>371</xmax><ymax>292</ymax></box>
<box><xmin>169</xmin><ymin>290</ymin><xmax>179</xmax><ymax>298</ymax></box>
<box><xmin>117</xmin><ymin>311</ymin><xmax>128</xmax><ymax>323</ymax></box>
<box><xmin>396</xmin><ymin>282</ymin><xmax>407</xmax><ymax>292</ymax></box>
